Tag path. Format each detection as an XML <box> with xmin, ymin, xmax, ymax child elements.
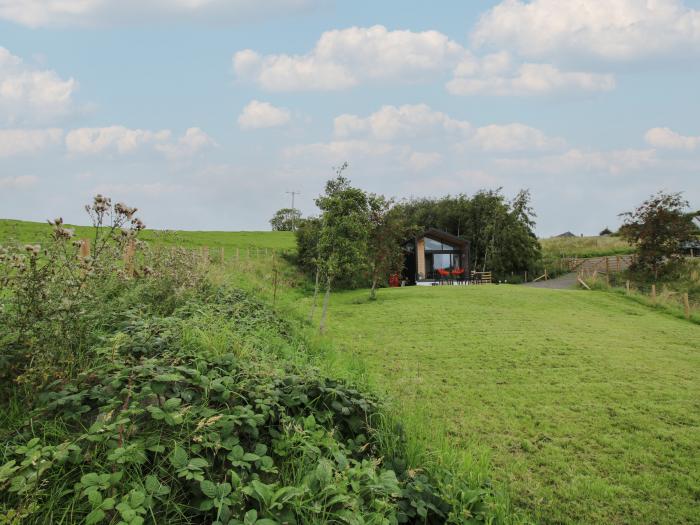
<box><xmin>522</xmin><ymin>272</ymin><xmax>578</xmax><ymax>289</ymax></box>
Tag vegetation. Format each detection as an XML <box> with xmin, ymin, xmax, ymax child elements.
<box><xmin>396</xmin><ymin>190</ymin><xmax>541</xmax><ymax>278</ymax></box>
<box><xmin>269</xmin><ymin>209</ymin><xmax>302</xmax><ymax>232</ymax></box>
<box><xmin>0</xmin><ymin>219</ymin><xmax>295</xmax><ymax>257</ymax></box>
<box><xmin>539</xmin><ymin>235</ymin><xmax>633</xmax><ymax>259</ymax></box>
<box><xmin>619</xmin><ymin>191</ymin><xmax>700</xmax><ymax>278</ymax></box>
<box><xmin>291</xmin><ymin>285</ymin><xmax>700</xmax><ymax>525</ymax></box>
<box><xmin>0</xmin><ymin>198</ymin><xmax>497</xmax><ymax>525</ymax></box>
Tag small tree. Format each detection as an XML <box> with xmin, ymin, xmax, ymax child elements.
<box><xmin>315</xmin><ymin>164</ymin><xmax>370</xmax><ymax>333</ymax></box>
<box><xmin>270</xmin><ymin>208</ymin><xmax>302</xmax><ymax>231</ymax></box>
<box><xmin>619</xmin><ymin>191</ymin><xmax>699</xmax><ymax>279</ymax></box>
<box><xmin>366</xmin><ymin>194</ymin><xmax>412</xmax><ymax>300</ymax></box>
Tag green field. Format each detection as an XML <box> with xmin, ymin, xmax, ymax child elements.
<box><xmin>0</xmin><ymin>219</ymin><xmax>295</xmax><ymax>257</ymax></box>
<box><xmin>540</xmin><ymin>235</ymin><xmax>634</xmax><ymax>259</ymax></box>
<box><xmin>295</xmin><ymin>285</ymin><xmax>700</xmax><ymax>524</ymax></box>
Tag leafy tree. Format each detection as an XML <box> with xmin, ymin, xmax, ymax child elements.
<box><xmin>269</xmin><ymin>208</ymin><xmax>302</xmax><ymax>231</ymax></box>
<box><xmin>619</xmin><ymin>191</ymin><xmax>700</xmax><ymax>279</ymax></box>
<box><xmin>599</xmin><ymin>227</ymin><xmax>613</xmax><ymax>236</ymax></box>
<box><xmin>366</xmin><ymin>195</ymin><xmax>414</xmax><ymax>300</ymax></box>
<box><xmin>396</xmin><ymin>189</ymin><xmax>541</xmax><ymax>277</ymax></box>
<box><xmin>315</xmin><ymin>165</ymin><xmax>370</xmax><ymax>333</ymax></box>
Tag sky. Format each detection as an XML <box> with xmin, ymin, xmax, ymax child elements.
<box><xmin>0</xmin><ymin>0</ymin><xmax>699</xmax><ymax>236</ymax></box>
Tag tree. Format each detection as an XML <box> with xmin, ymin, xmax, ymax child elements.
<box><xmin>366</xmin><ymin>195</ymin><xmax>413</xmax><ymax>300</ymax></box>
<box><xmin>315</xmin><ymin>164</ymin><xmax>370</xmax><ymax>333</ymax></box>
<box><xmin>619</xmin><ymin>191</ymin><xmax>700</xmax><ymax>279</ymax></box>
<box><xmin>269</xmin><ymin>208</ymin><xmax>302</xmax><ymax>231</ymax></box>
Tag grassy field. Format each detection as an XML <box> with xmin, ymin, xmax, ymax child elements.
<box><xmin>293</xmin><ymin>285</ymin><xmax>700</xmax><ymax>525</ymax></box>
<box><xmin>540</xmin><ymin>235</ymin><xmax>634</xmax><ymax>259</ymax></box>
<box><xmin>0</xmin><ymin>219</ymin><xmax>295</xmax><ymax>257</ymax></box>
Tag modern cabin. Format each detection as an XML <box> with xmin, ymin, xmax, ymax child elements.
<box><xmin>402</xmin><ymin>228</ymin><xmax>470</xmax><ymax>284</ymax></box>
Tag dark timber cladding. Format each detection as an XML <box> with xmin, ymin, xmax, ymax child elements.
<box><xmin>403</xmin><ymin>228</ymin><xmax>470</xmax><ymax>283</ymax></box>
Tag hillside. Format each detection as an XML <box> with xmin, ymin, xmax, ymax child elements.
<box><xmin>291</xmin><ymin>285</ymin><xmax>700</xmax><ymax>525</ymax></box>
<box><xmin>0</xmin><ymin>219</ymin><xmax>296</xmax><ymax>256</ymax></box>
<box><xmin>539</xmin><ymin>235</ymin><xmax>634</xmax><ymax>259</ymax></box>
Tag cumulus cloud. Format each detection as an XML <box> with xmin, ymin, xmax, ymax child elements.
<box><xmin>0</xmin><ymin>0</ymin><xmax>323</xmax><ymax>28</ymax></box>
<box><xmin>645</xmin><ymin>127</ymin><xmax>700</xmax><ymax>150</ymax></box>
<box><xmin>472</xmin><ymin>0</ymin><xmax>700</xmax><ymax>61</ymax></box>
<box><xmin>496</xmin><ymin>148</ymin><xmax>658</xmax><ymax>175</ymax></box>
<box><xmin>334</xmin><ymin>104</ymin><xmax>470</xmax><ymax>140</ymax></box>
<box><xmin>283</xmin><ymin>140</ymin><xmax>396</xmax><ymax>162</ymax></box>
<box><xmin>233</xmin><ymin>25</ymin><xmax>467</xmax><ymax>91</ymax></box>
<box><xmin>0</xmin><ymin>47</ymin><xmax>77</xmax><ymax>123</ymax></box>
<box><xmin>333</xmin><ymin>104</ymin><xmax>564</xmax><ymax>153</ymax></box>
<box><xmin>238</xmin><ymin>100</ymin><xmax>291</xmax><ymax>129</ymax></box>
<box><xmin>65</xmin><ymin>125</ymin><xmax>214</xmax><ymax>158</ymax></box>
<box><xmin>0</xmin><ymin>128</ymin><xmax>63</xmax><ymax>157</ymax></box>
<box><xmin>155</xmin><ymin>127</ymin><xmax>217</xmax><ymax>159</ymax></box>
<box><xmin>0</xmin><ymin>175</ymin><xmax>39</xmax><ymax>190</ymax></box>
<box><xmin>405</xmin><ymin>151</ymin><xmax>442</xmax><ymax>171</ymax></box>
<box><xmin>472</xmin><ymin>123</ymin><xmax>566</xmax><ymax>152</ymax></box>
<box><xmin>447</xmin><ymin>52</ymin><xmax>615</xmax><ymax>96</ymax></box>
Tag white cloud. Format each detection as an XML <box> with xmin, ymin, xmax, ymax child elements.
<box><xmin>496</xmin><ymin>148</ymin><xmax>658</xmax><ymax>175</ymax></box>
<box><xmin>0</xmin><ymin>175</ymin><xmax>39</xmax><ymax>190</ymax></box>
<box><xmin>238</xmin><ymin>100</ymin><xmax>291</xmax><ymax>129</ymax></box>
<box><xmin>0</xmin><ymin>47</ymin><xmax>77</xmax><ymax>123</ymax></box>
<box><xmin>472</xmin><ymin>0</ymin><xmax>700</xmax><ymax>61</ymax></box>
<box><xmin>447</xmin><ymin>52</ymin><xmax>615</xmax><ymax>96</ymax></box>
<box><xmin>332</xmin><ymin>104</ymin><xmax>563</xmax><ymax>153</ymax></box>
<box><xmin>644</xmin><ymin>127</ymin><xmax>700</xmax><ymax>150</ymax></box>
<box><xmin>283</xmin><ymin>140</ymin><xmax>396</xmax><ymax>162</ymax></box>
<box><xmin>155</xmin><ymin>127</ymin><xmax>216</xmax><ymax>159</ymax></box>
<box><xmin>0</xmin><ymin>0</ymin><xmax>322</xmax><ymax>28</ymax></box>
<box><xmin>0</xmin><ymin>128</ymin><xmax>63</xmax><ymax>157</ymax></box>
<box><xmin>334</xmin><ymin>104</ymin><xmax>471</xmax><ymax>140</ymax></box>
<box><xmin>65</xmin><ymin>126</ymin><xmax>171</xmax><ymax>155</ymax></box>
<box><xmin>234</xmin><ymin>25</ymin><xmax>467</xmax><ymax>91</ymax></box>
<box><xmin>472</xmin><ymin>123</ymin><xmax>566</xmax><ymax>152</ymax></box>
<box><xmin>405</xmin><ymin>151</ymin><xmax>442</xmax><ymax>171</ymax></box>
<box><xmin>65</xmin><ymin>125</ymin><xmax>214</xmax><ymax>158</ymax></box>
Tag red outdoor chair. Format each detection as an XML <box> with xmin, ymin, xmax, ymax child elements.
<box><xmin>451</xmin><ymin>268</ymin><xmax>465</xmax><ymax>284</ymax></box>
<box><xmin>436</xmin><ymin>268</ymin><xmax>451</xmax><ymax>284</ymax></box>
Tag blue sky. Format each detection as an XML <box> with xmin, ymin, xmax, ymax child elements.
<box><xmin>1</xmin><ymin>0</ymin><xmax>699</xmax><ymax>236</ymax></box>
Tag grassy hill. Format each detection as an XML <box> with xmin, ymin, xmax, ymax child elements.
<box><xmin>0</xmin><ymin>219</ymin><xmax>295</xmax><ymax>257</ymax></box>
<box><xmin>540</xmin><ymin>235</ymin><xmax>634</xmax><ymax>259</ymax></box>
<box><xmin>290</xmin><ymin>285</ymin><xmax>700</xmax><ymax>525</ymax></box>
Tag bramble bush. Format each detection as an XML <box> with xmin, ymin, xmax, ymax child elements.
<box><xmin>0</xmin><ymin>197</ymin><xmax>496</xmax><ymax>524</ymax></box>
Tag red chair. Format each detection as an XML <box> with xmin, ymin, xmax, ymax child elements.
<box><xmin>451</xmin><ymin>268</ymin><xmax>465</xmax><ymax>284</ymax></box>
<box><xmin>436</xmin><ymin>268</ymin><xmax>451</xmax><ymax>284</ymax></box>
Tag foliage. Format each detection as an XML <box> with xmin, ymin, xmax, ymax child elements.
<box><xmin>269</xmin><ymin>208</ymin><xmax>302</xmax><ymax>232</ymax></box>
<box><xmin>366</xmin><ymin>195</ymin><xmax>414</xmax><ymax>300</ymax></box>
<box><xmin>619</xmin><ymin>191</ymin><xmax>700</xmax><ymax>278</ymax></box>
<box><xmin>315</xmin><ymin>168</ymin><xmax>371</xmax><ymax>288</ymax></box>
<box><xmin>396</xmin><ymin>189</ymin><xmax>541</xmax><ymax>278</ymax></box>
<box><xmin>293</xmin><ymin>217</ymin><xmax>322</xmax><ymax>276</ymax></box>
<box><xmin>0</xmin><ymin>198</ymin><xmax>495</xmax><ymax>524</ymax></box>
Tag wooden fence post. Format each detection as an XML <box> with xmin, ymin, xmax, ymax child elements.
<box><xmin>626</xmin><ymin>280</ymin><xmax>630</xmax><ymax>295</ymax></box>
<box><xmin>544</xmin><ymin>267</ymin><xmax>548</xmax><ymax>281</ymax></box>
<box><xmin>236</xmin><ymin>248</ymin><xmax>240</xmax><ymax>260</ymax></box>
<box><xmin>524</xmin><ymin>271</ymin><xmax>528</xmax><ymax>282</ymax></box>
<box><xmin>80</xmin><ymin>239</ymin><xmax>91</xmax><ymax>258</ymax></box>
<box><xmin>220</xmin><ymin>247</ymin><xmax>225</xmax><ymax>264</ymax></box>
<box><xmin>683</xmin><ymin>293</ymin><xmax>690</xmax><ymax>319</ymax></box>
<box><xmin>651</xmin><ymin>284</ymin><xmax>656</xmax><ymax>303</ymax></box>
<box><xmin>123</xmin><ymin>239</ymin><xmax>135</xmax><ymax>277</ymax></box>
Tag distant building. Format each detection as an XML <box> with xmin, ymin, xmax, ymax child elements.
<box><xmin>556</xmin><ymin>231</ymin><xmax>576</xmax><ymax>238</ymax></box>
<box><xmin>680</xmin><ymin>239</ymin><xmax>700</xmax><ymax>257</ymax></box>
<box><xmin>402</xmin><ymin>228</ymin><xmax>470</xmax><ymax>284</ymax></box>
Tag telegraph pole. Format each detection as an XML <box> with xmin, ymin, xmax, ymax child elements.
<box><xmin>285</xmin><ymin>190</ymin><xmax>301</xmax><ymax>231</ymax></box>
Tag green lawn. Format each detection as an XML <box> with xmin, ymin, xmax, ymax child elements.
<box><xmin>0</xmin><ymin>219</ymin><xmax>295</xmax><ymax>257</ymax></box>
<box><xmin>304</xmin><ymin>285</ymin><xmax>700</xmax><ymax>525</ymax></box>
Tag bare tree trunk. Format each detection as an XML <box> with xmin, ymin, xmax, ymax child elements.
<box><xmin>370</xmin><ymin>275</ymin><xmax>378</xmax><ymax>301</ymax></box>
<box><xmin>309</xmin><ymin>267</ymin><xmax>320</xmax><ymax>321</ymax></box>
<box><xmin>319</xmin><ymin>275</ymin><xmax>332</xmax><ymax>335</ymax></box>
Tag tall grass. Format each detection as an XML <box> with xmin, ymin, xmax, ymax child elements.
<box><xmin>540</xmin><ymin>235</ymin><xmax>633</xmax><ymax>259</ymax></box>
